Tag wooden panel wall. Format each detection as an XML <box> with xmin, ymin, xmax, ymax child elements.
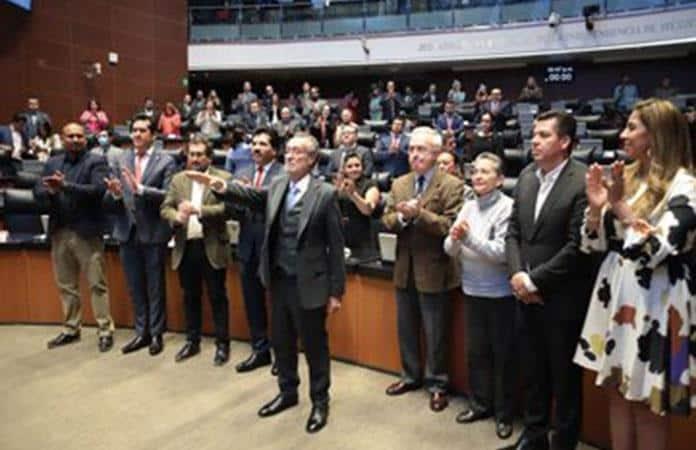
<box><xmin>0</xmin><ymin>0</ymin><xmax>187</xmax><ymax>129</ymax></box>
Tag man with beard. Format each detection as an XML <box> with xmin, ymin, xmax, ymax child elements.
<box><xmin>160</xmin><ymin>134</ymin><xmax>233</xmax><ymax>365</ymax></box>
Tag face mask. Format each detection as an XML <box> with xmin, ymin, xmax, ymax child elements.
<box><xmin>98</xmin><ymin>136</ymin><xmax>110</xmax><ymax>147</ymax></box>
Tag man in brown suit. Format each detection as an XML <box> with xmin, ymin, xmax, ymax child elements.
<box><xmin>382</xmin><ymin>126</ymin><xmax>464</xmax><ymax>412</ymax></box>
<box><xmin>160</xmin><ymin>133</ymin><xmax>233</xmax><ymax>365</ymax></box>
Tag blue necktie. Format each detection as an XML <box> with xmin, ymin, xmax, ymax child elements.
<box><xmin>416</xmin><ymin>175</ymin><xmax>426</xmax><ymax>196</ymax></box>
<box><xmin>287</xmin><ymin>184</ymin><xmax>300</xmax><ymax>209</ymax></box>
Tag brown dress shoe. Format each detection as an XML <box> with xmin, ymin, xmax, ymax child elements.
<box><xmin>430</xmin><ymin>392</ymin><xmax>449</xmax><ymax>412</ymax></box>
<box><xmin>385</xmin><ymin>381</ymin><xmax>422</xmax><ymax>396</ymax></box>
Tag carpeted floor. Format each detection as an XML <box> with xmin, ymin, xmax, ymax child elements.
<box><xmin>0</xmin><ymin>325</ymin><xmax>598</xmax><ymax>450</ymax></box>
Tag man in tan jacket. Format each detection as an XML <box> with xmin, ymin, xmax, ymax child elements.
<box><xmin>161</xmin><ymin>133</ymin><xmax>233</xmax><ymax>366</ymax></box>
<box><xmin>382</xmin><ymin>126</ymin><xmax>464</xmax><ymax>412</ymax></box>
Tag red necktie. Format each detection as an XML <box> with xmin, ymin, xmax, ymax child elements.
<box><xmin>254</xmin><ymin>166</ymin><xmax>264</xmax><ymax>188</ymax></box>
<box><xmin>134</xmin><ymin>155</ymin><xmax>143</xmax><ymax>183</ymax></box>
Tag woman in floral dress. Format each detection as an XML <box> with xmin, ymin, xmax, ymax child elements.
<box><xmin>574</xmin><ymin>98</ymin><xmax>695</xmax><ymax>450</ymax></box>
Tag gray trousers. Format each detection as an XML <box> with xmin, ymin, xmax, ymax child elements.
<box><xmin>395</xmin><ymin>281</ymin><xmax>450</xmax><ymax>393</ymax></box>
<box><xmin>51</xmin><ymin>229</ymin><xmax>114</xmax><ymax>337</ymax></box>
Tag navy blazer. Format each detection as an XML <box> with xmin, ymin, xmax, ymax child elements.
<box><xmin>434</xmin><ymin>113</ymin><xmax>465</xmax><ymax>135</ymax></box>
<box><xmin>373</xmin><ymin>132</ymin><xmax>410</xmax><ymax>178</ymax></box>
<box><xmin>0</xmin><ymin>125</ymin><xmax>28</xmax><ymax>151</ymax></box>
<box><xmin>34</xmin><ymin>150</ymin><xmax>108</xmax><ymax>238</ymax></box>
<box><xmin>105</xmin><ymin>149</ymin><xmax>177</xmax><ymax>244</ymax></box>
<box><xmin>234</xmin><ymin>161</ymin><xmax>285</xmax><ymax>264</ymax></box>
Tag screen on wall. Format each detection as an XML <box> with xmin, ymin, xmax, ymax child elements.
<box><xmin>544</xmin><ymin>65</ymin><xmax>574</xmax><ymax>84</ymax></box>
<box><xmin>5</xmin><ymin>0</ymin><xmax>32</xmax><ymax>11</ymax></box>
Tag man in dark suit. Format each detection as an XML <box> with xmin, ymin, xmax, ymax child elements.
<box><xmin>479</xmin><ymin>88</ymin><xmax>511</xmax><ymax>132</ymax></box>
<box><xmin>434</xmin><ymin>100</ymin><xmax>465</xmax><ymax>135</ymax></box>
<box><xmin>242</xmin><ymin>100</ymin><xmax>269</xmax><ymax>132</ymax></box>
<box><xmin>34</xmin><ymin>122</ymin><xmax>115</xmax><ymax>352</ymax></box>
<box><xmin>160</xmin><ymin>134</ymin><xmax>233</xmax><ymax>365</ymax></box>
<box><xmin>187</xmin><ymin>132</ymin><xmax>345</xmax><ymax>434</ymax></box>
<box><xmin>325</xmin><ymin>124</ymin><xmax>374</xmax><ymax>178</ymax></box>
<box><xmin>104</xmin><ymin>114</ymin><xmax>176</xmax><ymax>356</ymax></box>
<box><xmin>0</xmin><ymin>114</ymin><xmax>27</xmax><ymax>176</ymax></box>
<box><xmin>504</xmin><ymin>110</ymin><xmax>593</xmax><ymax>450</ymax></box>
<box><xmin>382</xmin><ymin>126</ymin><xmax>465</xmax><ymax>413</ymax></box>
<box><xmin>381</xmin><ymin>80</ymin><xmax>403</xmax><ymax>123</ymax></box>
<box><xmin>374</xmin><ymin>116</ymin><xmax>410</xmax><ymax>179</ymax></box>
<box><xmin>233</xmin><ymin>127</ymin><xmax>285</xmax><ymax>374</ymax></box>
<box><xmin>22</xmin><ymin>96</ymin><xmax>52</xmax><ymax>140</ymax></box>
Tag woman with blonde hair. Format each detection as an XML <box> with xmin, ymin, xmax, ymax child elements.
<box><xmin>574</xmin><ymin>98</ymin><xmax>696</xmax><ymax>450</ymax></box>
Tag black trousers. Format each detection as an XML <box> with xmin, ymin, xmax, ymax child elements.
<box><xmin>178</xmin><ymin>240</ymin><xmax>229</xmax><ymax>344</ymax></box>
<box><xmin>465</xmin><ymin>294</ymin><xmax>516</xmax><ymax>422</ymax></box>
<box><xmin>518</xmin><ymin>303</ymin><xmax>583</xmax><ymax>450</ymax></box>
<box><xmin>120</xmin><ymin>239</ymin><xmax>167</xmax><ymax>337</ymax></box>
<box><xmin>239</xmin><ymin>252</ymin><xmax>270</xmax><ymax>352</ymax></box>
<box><xmin>271</xmin><ymin>273</ymin><xmax>330</xmax><ymax>405</ymax></box>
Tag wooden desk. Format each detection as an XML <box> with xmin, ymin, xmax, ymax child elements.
<box><xmin>1</xmin><ymin>246</ymin><xmax>694</xmax><ymax>450</ymax></box>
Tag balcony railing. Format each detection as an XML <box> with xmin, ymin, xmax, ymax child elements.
<box><xmin>188</xmin><ymin>0</ymin><xmax>689</xmax><ymax>42</ymax></box>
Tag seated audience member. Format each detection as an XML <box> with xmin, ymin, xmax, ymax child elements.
<box><xmin>238</xmin><ymin>81</ymin><xmax>258</xmax><ymax>114</ymax></box>
<box><xmin>196</xmin><ymin>100</ymin><xmax>223</xmax><ymax>139</ymax></box>
<box><xmin>448</xmin><ymin>79</ymin><xmax>466</xmax><ymax>106</ymax></box>
<box><xmin>421</xmin><ymin>83</ymin><xmax>440</xmax><ymax>106</ymax></box>
<box><xmin>401</xmin><ymin>86</ymin><xmax>417</xmax><ymax>116</ymax></box>
<box><xmin>381</xmin><ymin>80</ymin><xmax>403</xmax><ymax>123</ymax></box>
<box><xmin>90</xmin><ymin>128</ymin><xmax>123</xmax><ymax>170</ymax></box>
<box><xmin>335</xmin><ymin>153</ymin><xmax>381</xmax><ymax>259</ymax></box>
<box><xmin>382</xmin><ymin>126</ymin><xmax>464</xmax><ymax>413</ymax></box>
<box><xmin>310</xmin><ymin>104</ymin><xmax>336</xmax><ymax>149</ymax></box>
<box><xmin>30</xmin><ymin>121</ymin><xmax>62</xmax><ymax>162</ymax></box>
<box><xmin>0</xmin><ymin>113</ymin><xmax>28</xmax><ymax>166</ymax></box>
<box><xmin>443</xmin><ymin>152</ymin><xmax>515</xmax><ymax>441</ymax></box>
<box><xmin>326</xmin><ymin>124</ymin><xmax>374</xmax><ymax>178</ymax></box>
<box><xmin>242</xmin><ymin>100</ymin><xmax>270</xmax><ymax>132</ymax></box>
<box><xmin>158</xmin><ymin>102</ymin><xmax>182</xmax><ymax>138</ymax></box>
<box><xmin>436</xmin><ymin>151</ymin><xmax>462</xmax><ymax>179</ymax></box>
<box><xmin>333</xmin><ymin>108</ymin><xmax>358</xmax><ymax>148</ymax></box>
<box><xmin>474</xmin><ymin>83</ymin><xmax>488</xmax><ymax>107</ymax></box>
<box><xmin>653</xmin><ymin>75</ymin><xmax>678</xmax><ymax>99</ymax></box>
<box><xmin>369</xmin><ymin>86</ymin><xmax>383</xmax><ymax>121</ymax></box>
<box><xmin>479</xmin><ymin>88</ymin><xmax>510</xmax><ymax>132</ymax></box>
<box><xmin>574</xmin><ymin>99</ymin><xmax>695</xmax><ymax>450</ymax></box>
<box><xmin>518</xmin><ymin>76</ymin><xmax>544</xmax><ymax>103</ymax></box>
<box><xmin>613</xmin><ymin>74</ymin><xmax>640</xmax><ymax>113</ymax></box>
<box><xmin>22</xmin><ymin>96</ymin><xmax>52</xmax><ymax>140</ymax></box>
<box><xmin>273</xmin><ymin>106</ymin><xmax>301</xmax><ymax>145</ymax></box>
<box><xmin>79</xmin><ymin>98</ymin><xmax>109</xmax><ymax>136</ymax></box>
<box><xmin>137</xmin><ymin>97</ymin><xmax>160</xmax><ymax>125</ymax></box>
<box><xmin>467</xmin><ymin>112</ymin><xmax>505</xmax><ymax>162</ymax></box>
<box><xmin>36</xmin><ymin>122</ymin><xmax>115</xmax><ymax>352</ymax></box>
<box><xmin>224</xmin><ymin>127</ymin><xmax>253</xmax><ymax>177</ymax></box>
<box><xmin>374</xmin><ymin>116</ymin><xmax>410</xmax><ymax>179</ymax></box>
<box><xmin>435</xmin><ymin>100</ymin><xmax>465</xmax><ymax>136</ymax></box>
<box><xmin>160</xmin><ymin>133</ymin><xmax>233</xmax><ymax>366</ymax></box>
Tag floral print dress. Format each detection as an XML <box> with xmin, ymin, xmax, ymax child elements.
<box><xmin>573</xmin><ymin>168</ymin><xmax>696</xmax><ymax>415</ymax></box>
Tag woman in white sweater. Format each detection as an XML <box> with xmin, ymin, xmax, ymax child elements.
<box><xmin>443</xmin><ymin>152</ymin><xmax>515</xmax><ymax>441</ymax></box>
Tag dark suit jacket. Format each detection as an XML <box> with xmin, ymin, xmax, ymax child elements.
<box><xmin>161</xmin><ymin>166</ymin><xmax>232</xmax><ymax>270</ymax></box>
<box><xmin>34</xmin><ymin>150</ymin><xmax>108</xmax><ymax>238</ymax></box>
<box><xmin>374</xmin><ymin>133</ymin><xmax>410</xmax><ymax>178</ymax></box>
<box><xmin>106</xmin><ymin>149</ymin><xmax>177</xmax><ymax>244</ymax></box>
<box><xmin>326</xmin><ymin>145</ymin><xmax>374</xmax><ymax>178</ymax></box>
<box><xmin>382</xmin><ymin>169</ymin><xmax>464</xmax><ymax>293</ymax></box>
<box><xmin>0</xmin><ymin>125</ymin><xmax>28</xmax><ymax>152</ymax></box>
<box><xmin>241</xmin><ymin>112</ymin><xmax>269</xmax><ymax>132</ymax></box>
<box><xmin>21</xmin><ymin>110</ymin><xmax>51</xmax><ymax>139</ymax></box>
<box><xmin>234</xmin><ymin>161</ymin><xmax>284</xmax><ymax>265</ymax></box>
<box><xmin>505</xmin><ymin>159</ymin><xmax>593</xmax><ymax>320</ymax></box>
<box><xmin>434</xmin><ymin>113</ymin><xmax>465</xmax><ymax>135</ymax></box>
<box><xmin>217</xmin><ymin>174</ymin><xmax>346</xmax><ymax>309</ymax></box>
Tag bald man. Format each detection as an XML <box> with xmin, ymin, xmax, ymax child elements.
<box><xmin>34</xmin><ymin>123</ymin><xmax>115</xmax><ymax>352</ymax></box>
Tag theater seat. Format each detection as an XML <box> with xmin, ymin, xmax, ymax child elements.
<box><xmin>212</xmin><ymin>149</ymin><xmax>227</xmax><ymax>168</ymax></box>
<box><xmin>357</xmin><ymin>131</ymin><xmax>376</xmax><ymax>148</ymax></box>
<box><xmin>2</xmin><ymin>188</ymin><xmax>46</xmax><ymax>235</ymax></box>
<box><xmin>587</xmin><ymin>129</ymin><xmax>621</xmax><ymax>150</ymax></box>
<box><xmin>502</xmin><ymin>129</ymin><xmax>521</xmax><ymax>148</ymax></box>
<box><xmin>13</xmin><ymin>171</ymin><xmax>41</xmax><ymax>189</ymax></box>
<box><xmin>571</xmin><ymin>148</ymin><xmax>593</xmax><ymax>164</ymax></box>
<box><xmin>502</xmin><ymin>177</ymin><xmax>517</xmax><ymax>196</ymax></box>
<box><xmin>373</xmin><ymin>171</ymin><xmax>392</xmax><ymax>192</ymax></box>
<box><xmin>503</xmin><ymin>148</ymin><xmax>529</xmax><ymax>177</ymax></box>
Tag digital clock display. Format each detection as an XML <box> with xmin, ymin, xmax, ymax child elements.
<box><xmin>545</xmin><ymin>66</ymin><xmax>574</xmax><ymax>83</ymax></box>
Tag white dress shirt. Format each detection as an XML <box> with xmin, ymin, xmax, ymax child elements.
<box><xmin>135</xmin><ymin>147</ymin><xmax>154</xmax><ymax>195</ymax></box>
<box><xmin>534</xmin><ymin>158</ymin><xmax>568</xmax><ymax>222</ymax></box>
<box><xmin>187</xmin><ymin>176</ymin><xmax>206</xmax><ymax>240</ymax></box>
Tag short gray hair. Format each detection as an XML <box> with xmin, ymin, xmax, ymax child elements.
<box><xmin>287</xmin><ymin>132</ymin><xmax>319</xmax><ymax>161</ymax></box>
<box><xmin>410</xmin><ymin>126</ymin><xmax>443</xmax><ymax>151</ymax></box>
<box><xmin>473</xmin><ymin>151</ymin><xmax>504</xmax><ymax>176</ymax></box>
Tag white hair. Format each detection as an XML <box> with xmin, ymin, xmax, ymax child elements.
<box><xmin>410</xmin><ymin>126</ymin><xmax>443</xmax><ymax>151</ymax></box>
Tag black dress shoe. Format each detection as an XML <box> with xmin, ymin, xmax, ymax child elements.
<box><xmin>305</xmin><ymin>403</ymin><xmax>329</xmax><ymax>434</ymax></box>
<box><xmin>235</xmin><ymin>350</ymin><xmax>271</xmax><ymax>372</ymax></box>
<box><xmin>175</xmin><ymin>341</ymin><xmax>200</xmax><ymax>362</ymax></box>
<box><xmin>98</xmin><ymin>335</ymin><xmax>113</xmax><ymax>352</ymax></box>
<box><xmin>258</xmin><ymin>393</ymin><xmax>299</xmax><ymax>418</ymax></box>
<box><xmin>496</xmin><ymin>420</ymin><xmax>514</xmax><ymax>440</ymax></box>
<box><xmin>121</xmin><ymin>335</ymin><xmax>151</xmax><ymax>354</ymax></box>
<box><xmin>213</xmin><ymin>342</ymin><xmax>230</xmax><ymax>366</ymax></box>
<box><xmin>149</xmin><ymin>335</ymin><xmax>163</xmax><ymax>356</ymax></box>
<box><xmin>498</xmin><ymin>430</ymin><xmax>549</xmax><ymax>450</ymax></box>
<box><xmin>47</xmin><ymin>332</ymin><xmax>80</xmax><ymax>349</ymax></box>
<box><xmin>385</xmin><ymin>380</ymin><xmax>422</xmax><ymax>396</ymax></box>
<box><xmin>270</xmin><ymin>361</ymin><xmax>278</xmax><ymax>376</ymax></box>
<box><xmin>456</xmin><ymin>407</ymin><xmax>493</xmax><ymax>423</ymax></box>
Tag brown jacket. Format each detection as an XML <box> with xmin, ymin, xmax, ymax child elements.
<box><xmin>160</xmin><ymin>166</ymin><xmax>232</xmax><ymax>270</ymax></box>
<box><xmin>382</xmin><ymin>169</ymin><xmax>464</xmax><ymax>293</ymax></box>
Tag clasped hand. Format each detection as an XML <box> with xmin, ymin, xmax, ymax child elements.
<box><xmin>42</xmin><ymin>171</ymin><xmax>65</xmax><ymax>193</ymax></box>
<box><xmin>395</xmin><ymin>199</ymin><xmax>420</xmax><ymax>220</ymax></box>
